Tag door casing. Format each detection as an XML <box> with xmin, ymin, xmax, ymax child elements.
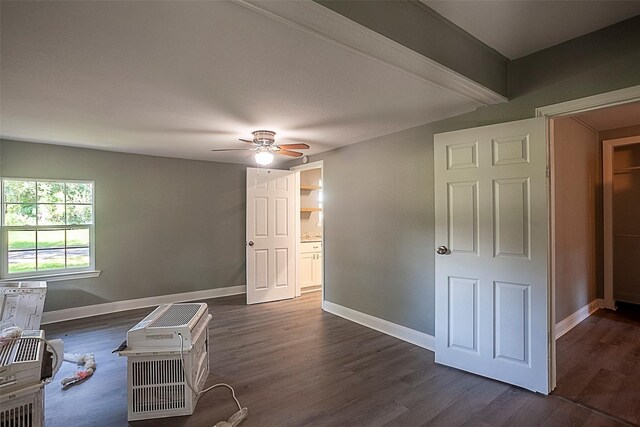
<box><xmin>291</xmin><ymin>160</ymin><xmax>325</xmax><ymax>306</ymax></box>
<box><xmin>536</xmin><ymin>84</ymin><xmax>640</xmax><ymax>390</ymax></box>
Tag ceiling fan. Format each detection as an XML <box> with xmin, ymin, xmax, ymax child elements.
<box><xmin>211</xmin><ymin>130</ymin><xmax>309</xmax><ymax>165</ymax></box>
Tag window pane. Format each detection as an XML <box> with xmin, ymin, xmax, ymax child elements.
<box><xmin>8</xmin><ymin>250</ymin><xmax>36</xmax><ymax>274</ymax></box>
<box><xmin>4</xmin><ymin>204</ymin><xmax>36</xmax><ymax>226</ymax></box>
<box><xmin>67</xmin><ymin>228</ymin><xmax>90</xmax><ymax>247</ymax></box>
<box><xmin>37</xmin><ymin>249</ymin><xmax>65</xmax><ymax>271</ymax></box>
<box><xmin>66</xmin><ymin>247</ymin><xmax>90</xmax><ymax>268</ymax></box>
<box><xmin>37</xmin><ymin>182</ymin><xmax>65</xmax><ymax>203</ymax></box>
<box><xmin>3</xmin><ymin>180</ymin><xmax>36</xmax><ymax>203</ymax></box>
<box><xmin>67</xmin><ymin>205</ymin><xmax>92</xmax><ymax>225</ymax></box>
<box><xmin>38</xmin><ymin>204</ymin><xmax>65</xmax><ymax>225</ymax></box>
<box><xmin>66</xmin><ymin>183</ymin><xmax>92</xmax><ymax>204</ymax></box>
<box><xmin>8</xmin><ymin>230</ymin><xmax>36</xmax><ymax>250</ymax></box>
<box><xmin>37</xmin><ymin>229</ymin><xmax>65</xmax><ymax>249</ymax></box>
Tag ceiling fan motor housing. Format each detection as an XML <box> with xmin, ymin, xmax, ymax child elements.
<box><xmin>252</xmin><ymin>130</ymin><xmax>276</xmax><ymax>145</ymax></box>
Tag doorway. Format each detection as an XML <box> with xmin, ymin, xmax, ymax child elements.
<box><xmin>547</xmin><ymin>100</ymin><xmax>640</xmax><ymax>424</ymax></box>
<box><xmin>291</xmin><ymin>161</ymin><xmax>324</xmax><ymax>304</ymax></box>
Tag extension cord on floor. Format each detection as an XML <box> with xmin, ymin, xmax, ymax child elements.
<box><xmin>214</xmin><ymin>407</ymin><xmax>249</xmax><ymax>427</ymax></box>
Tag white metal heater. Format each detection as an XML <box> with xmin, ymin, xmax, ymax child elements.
<box><xmin>119</xmin><ymin>303</ymin><xmax>211</xmax><ymax>421</ymax></box>
<box><xmin>0</xmin><ymin>330</ymin><xmax>48</xmax><ymax>427</ymax></box>
<box><xmin>0</xmin><ymin>383</ymin><xmax>44</xmax><ymax>427</ymax></box>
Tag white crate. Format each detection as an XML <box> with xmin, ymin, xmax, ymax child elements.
<box><xmin>124</xmin><ymin>318</ymin><xmax>210</xmax><ymax>421</ymax></box>
<box><xmin>0</xmin><ymin>282</ymin><xmax>47</xmax><ymax>331</ymax></box>
<box><xmin>0</xmin><ymin>383</ymin><xmax>44</xmax><ymax>427</ymax></box>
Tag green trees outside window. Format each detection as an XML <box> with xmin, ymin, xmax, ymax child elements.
<box><xmin>2</xmin><ymin>179</ymin><xmax>94</xmax><ymax>276</ymax></box>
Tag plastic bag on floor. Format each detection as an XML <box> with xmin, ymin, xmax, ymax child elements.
<box><xmin>61</xmin><ymin>352</ymin><xmax>96</xmax><ymax>388</ymax></box>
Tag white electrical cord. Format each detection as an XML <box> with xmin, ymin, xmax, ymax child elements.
<box><xmin>177</xmin><ymin>333</ymin><xmax>244</xmax><ymax>412</ymax></box>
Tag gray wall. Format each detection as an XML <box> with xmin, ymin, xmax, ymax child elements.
<box><xmin>553</xmin><ymin>117</ymin><xmax>600</xmax><ymax>321</ymax></box>
<box><xmin>290</xmin><ymin>16</ymin><xmax>640</xmax><ymax>335</ymax></box>
<box><xmin>316</xmin><ymin>0</ymin><xmax>508</xmax><ymax>97</ymax></box>
<box><xmin>1</xmin><ymin>140</ymin><xmax>247</xmax><ymax>311</ymax></box>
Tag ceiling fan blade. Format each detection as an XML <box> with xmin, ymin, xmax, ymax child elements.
<box><xmin>278</xmin><ymin>149</ymin><xmax>304</xmax><ymax>157</ymax></box>
<box><xmin>239</xmin><ymin>138</ymin><xmax>255</xmax><ymax>144</ymax></box>
<box><xmin>277</xmin><ymin>143</ymin><xmax>309</xmax><ymax>149</ymax></box>
<box><xmin>211</xmin><ymin>148</ymin><xmax>254</xmax><ymax>152</ymax></box>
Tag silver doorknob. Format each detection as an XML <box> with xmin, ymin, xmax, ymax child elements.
<box><xmin>248</xmin><ymin>241</ymin><xmax>254</xmax><ymax>247</ymax></box>
<box><xmin>436</xmin><ymin>246</ymin><xmax>448</xmax><ymax>255</ymax></box>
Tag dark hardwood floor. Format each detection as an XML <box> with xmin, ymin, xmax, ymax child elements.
<box><xmin>42</xmin><ymin>293</ymin><xmax>629</xmax><ymax>426</ymax></box>
<box><xmin>555</xmin><ymin>303</ymin><xmax>640</xmax><ymax>426</ymax></box>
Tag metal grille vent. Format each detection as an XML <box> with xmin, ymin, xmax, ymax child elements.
<box><xmin>14</xmin><ymin>339</ymin><xmax>40</xmax><ymax>363</ymax></box>
<box><xmin>1</xmin><ymin>402</ymin><xmax>34</xmax><ymax>427</ymax></box>
<box><xmin>0</xmin><ymin>341</ymin><xmax>16</xmax><ymax>366</ymax></box>
<box><xmin>149</xmin><ymin>304</ymin><xmax>201</xmax><ymax>328</ymax></box>
<box><xmin>131</xmin><ymin>359</ymin><xmax>186</xmax><ymax>413</ymax></box>
<box><xmin>132</xmin><ymin>385</ymin><xmax>185</xmax><ymax>414</ymax></box>
<box><xmin>131</xmin><ymin>359</ymin><xmax>184</xmax><ymax>386</ymax></box>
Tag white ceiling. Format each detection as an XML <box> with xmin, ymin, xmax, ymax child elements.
<box><xmin>0</xmin><ymin>1</ymin><xmax>497</xmax><ymax>165</ymax></box>
<box><xmin>423</xmin><ymin>1</ymin><xmax>640</xmax><ymax>59</ymax></box>
<box><xmin>575</xmin><ymin>101</ymin><xmax>640</xmax><ymax>131</ymax></box>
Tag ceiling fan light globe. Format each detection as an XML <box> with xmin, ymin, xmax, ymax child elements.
<box><xmin>255</xmin><ymin>150</ymin><xmax>275</xmax><ymax>165</ymax></box>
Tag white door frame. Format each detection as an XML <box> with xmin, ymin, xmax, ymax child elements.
<box><xmin>603</xmin><ymin>135</ymin><xmax>640</xmax><ymax>309</ymax></box>
<box><xmin>535</xmin><ymin>84</ymin><xmax>640</xmax><ymax>390</ymax></box>
<box><xmin>291</xmin><ymin>160</ymin><xmax>325</xmax><ymax>305</ymax></box>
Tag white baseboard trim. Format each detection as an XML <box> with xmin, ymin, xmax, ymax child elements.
<box><xmin>555</xmin><ymin>298</ymin><xmax>603</xmax><ymax>339</ymax></box>
<box><xmin>41</xmin><ymin>285</ymin><xmax>246</xmax><ymax>325</ymax></box>
<box><xmin>323</xmin><ymin>300</ymin><xmax>435</xmax><ymax>351</ymax></box>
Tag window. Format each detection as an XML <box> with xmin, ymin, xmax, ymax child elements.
<box><xmin>1</xmin><ymin>178</ymin><xmax>95</xmax><ymax>279</ymax></box>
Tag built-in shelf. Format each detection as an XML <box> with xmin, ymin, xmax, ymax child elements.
<box><xmin>300</xmin><ymin>207</ymin><xmax>322</xmax><ymax>212</ymax></box>
<box><xmin>300</xmin><ymin>185</ymin><xmax>322</xmax><ymax>191</ymax></box>
<box><xmin>614</xmin><ymin>166</ymin><xmax>640</xmax><ymax>174</ymax></box>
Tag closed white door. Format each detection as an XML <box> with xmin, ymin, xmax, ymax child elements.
<box><xmin>434</xmin><ymin>117</ymin><xmax>550</xmax><ymax>393</ymax></box>
<box><xmin>246</xmin><ymin>168</ymin><xmax>297</xmax><ymax>304</ymax></box>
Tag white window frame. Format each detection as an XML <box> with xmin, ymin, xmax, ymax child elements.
<box><xmin>0</xmin><ymin>177</ymin><xmax>100</xmax><ymax>282</ymax></box>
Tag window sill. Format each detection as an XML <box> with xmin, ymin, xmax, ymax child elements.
<box><xmin>0</xmin><ymin>270</ymin><xmax>101</xmax><ymax>283</ymax></box>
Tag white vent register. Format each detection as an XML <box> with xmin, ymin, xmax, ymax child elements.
<box><xmin>119</xmin><ymin>303</ymin><xmax>212</xmax><ymax>421</ymax></box>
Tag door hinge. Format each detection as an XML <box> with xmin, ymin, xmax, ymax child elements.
<box><xmin>545</xmin><ymin>165</ymin><xmax>550</xmax><ymax>178</ymax></box>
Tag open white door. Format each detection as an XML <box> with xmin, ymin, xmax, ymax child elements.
<box><xmin>434</xmin><ymin>117</ymin><xmax>550</xmax><ymax>393</ymax></box>
<box><xmin>246</xmin><ymin>168</ymin><xmax>297</xmax><ymax>305</ymax></box>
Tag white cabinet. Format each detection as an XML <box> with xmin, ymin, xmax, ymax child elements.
<box><xmin>300</xmin><ymin>242</ymin><xmax>322</xmax><ymax>290</ymax></box>
<box><xmin>300</xmin><ymin>252</ymin><xmax>316</xmax><ymax>288</ymax></box>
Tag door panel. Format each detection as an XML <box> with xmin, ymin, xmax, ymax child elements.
<box><xmin>300</xmin><ymin>253</ymin><xmax>314</xmax><ymax>288</ymax></box>
<box><xmin>493</xmin><ymin>178</ymin><xmax>530</xmax><ymax>258</ymax></box>
<box><xmin>448</xmin><ymin>276</ymin><xmax>478</xmax><ymax>353</ymax></box>
<box><xmin>246</xmin><ymin>168</ymin><xmax>297</xmax><ymax>304</ymax></box>
<box><xmin>447</xmin><ymin>181</ymin><xmax>479</xmax><ymax>254</ymax></box>
<box><xmin>434</xmin><ymin>117</ymin><xmax>549</xmax><ymax>393</ymax></box>
<box><xmin>494</xmin><ymin>281</ymin><xmax>529</xmax><ymax>364</ymax></box>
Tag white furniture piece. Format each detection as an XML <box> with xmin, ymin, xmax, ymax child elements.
<box><xmin>300</xmin><ymin>242</ymin><xmax>322</xmax><ymax>290</ymax></box>
<box><xmin>119</xmin><ymin>303</ymin><xmax>211</xmax><ymax>421</ymax></box>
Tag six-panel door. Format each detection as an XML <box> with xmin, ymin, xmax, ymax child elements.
<box><xmin>434</xmin><ymin>117</ymin><xmax>550</xmax><ymax>393</ymax></box>
<box><xmin>246</xmin><ymin>168</ymin><xmax>296</xmax><ymax>304</ymax></box>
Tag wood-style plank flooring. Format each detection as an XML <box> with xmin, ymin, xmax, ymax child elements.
<box><xmin>555</xmin><ymin>303</ymin><xmax>640</xmax><ymax>426</ymax></box>
<box><xmin>42</xmin><ymin>293</ymin><xmax>628</xmax><ymax>426</ymax></box>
